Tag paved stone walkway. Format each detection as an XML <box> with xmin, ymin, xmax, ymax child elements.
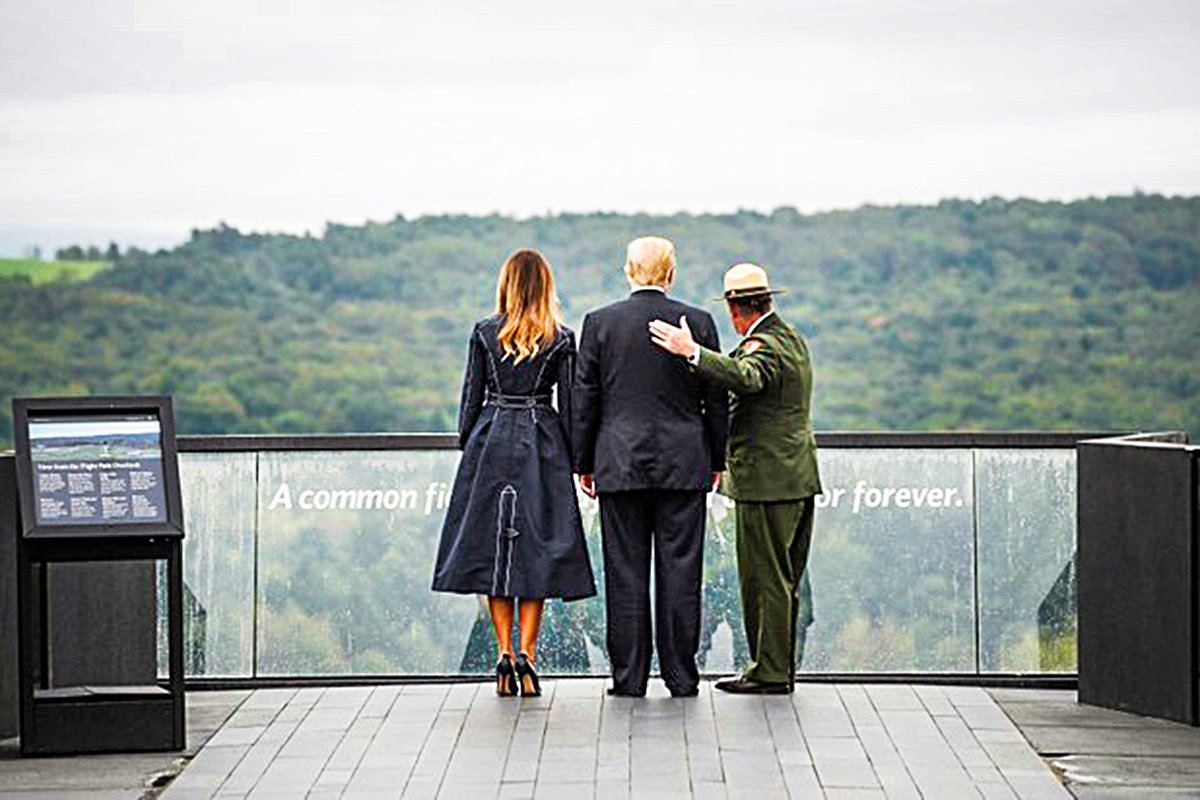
<box><xmin>0</xmin><ymin>689</ymin><xmax>247</xmax><ymax>799</ymax></box>
<box><xmin>159</xmin><ymin>680</ymin><xmax>1073</xmax><ymax>800</ymax></box>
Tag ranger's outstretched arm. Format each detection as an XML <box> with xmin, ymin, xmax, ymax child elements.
<box><xmin>649</xmin><ymin>316</ymin><xmax>779</xmax><ymax>395</ymax></box>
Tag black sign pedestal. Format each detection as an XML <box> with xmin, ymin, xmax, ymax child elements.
<box><xmin>16</xmin><ymin>536</ymin><xmax>185</xmax><ymax>755</ymax></box>
<box><xmin>11</xmin><ymin>396</ymin><xmax>186</xmax><ymax>756</ymax></box>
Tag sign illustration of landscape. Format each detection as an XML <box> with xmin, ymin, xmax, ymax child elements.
<box><xmin>28</xmin><ymin>414</ymin><xmax>168</xmax><ymax>526</ymax></box>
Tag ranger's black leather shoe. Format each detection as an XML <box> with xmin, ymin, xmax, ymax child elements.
<box><xmin>714</xmin><ymin>675</ymin><xmax>791</xmax><ymax>695</ymax></box>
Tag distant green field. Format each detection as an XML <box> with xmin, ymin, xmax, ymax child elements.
<box><xmin>0</xmin><ymin>258</ymin><xmax>110</xmax><ymax>283</ymax></box>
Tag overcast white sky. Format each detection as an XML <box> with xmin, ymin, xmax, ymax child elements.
<box><xmin>1</xmin><ymin>0</ymin><xmax>1198</xmax><ymax>255</ymax></box>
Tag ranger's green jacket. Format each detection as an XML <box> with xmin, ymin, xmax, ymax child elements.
<box><xmin>695</xmin><ymin>311</ymin><xmax>822</xmax><ymax>502</ymax></box>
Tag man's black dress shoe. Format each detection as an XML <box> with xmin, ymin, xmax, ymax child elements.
<box><xmin>606</xmin><ymin>687</ymin><xmax>645</xmax><ymax>697</ymax></box>
<box><xmin>714</xmin><ymin>675</ymin><xmax>791</xmax><ymax>695</ymax></box>
<box><xmin>669</xmin><ymin>687</ymin><xmax>699</xmax><ymax>698</ymax></box>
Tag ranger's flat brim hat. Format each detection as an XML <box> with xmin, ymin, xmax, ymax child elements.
<box><xmin>713</xmin><ymin>262</ymin><xmax>787</xmax><ymax>301</ymax></box>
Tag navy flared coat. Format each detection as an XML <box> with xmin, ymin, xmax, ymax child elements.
<box><xmin>432</xmin><ymin>316</ymin><xmax>596</xmax><ymax>600</ymax></box>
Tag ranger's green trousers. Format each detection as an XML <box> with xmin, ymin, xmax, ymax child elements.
<box><xmin>736</xmin><ymin>498</ymin><xmax>816</xmax><ymax>686</ymax></box>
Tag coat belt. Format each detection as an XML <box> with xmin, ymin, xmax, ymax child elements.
<box><xmin>486</xmin><ymin>392</ymin><xmax>553</xmax><ymax>409</ymax></box>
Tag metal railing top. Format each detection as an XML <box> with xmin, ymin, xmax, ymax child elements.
<box><xmin>1079</xmin><ymin>431</ymin><xmax>1195</xmax><ymax>451</ymax></box>
<box><xmin>175</xmin><ymin>431</ymin><xmax>1130</xmax><ymax>453</ymax></box>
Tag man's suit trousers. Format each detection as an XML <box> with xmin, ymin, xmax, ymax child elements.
<box><xmin>600</xmin><ymin>490</ymin><xmax>706</xmax><ymax>695</ymax></box>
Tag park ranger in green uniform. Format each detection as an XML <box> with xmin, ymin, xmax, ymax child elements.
<box><xmin>649</xmin><ymin>263</ymin><xmax>821</xmax><ymax>694</ymax></box>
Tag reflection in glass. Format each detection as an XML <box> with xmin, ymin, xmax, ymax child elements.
<box><xmin>976</xmin><ymin>449</ymin><xmax>1076</xmax><ymax>672</ymax></box>
<box><xmin>1038</xmin><ymin>557</ymin><xmax>1076</xmax><ymax>671</ymax></box>
<box><xmin>441</xmin><ymin>450</ymin><xmax>974</xmax><ymax>676</ymax></box>
<box><xmin>456</xmin><ymin>497</ymin><xmax>608</xmax><ymax>674</ymax></box>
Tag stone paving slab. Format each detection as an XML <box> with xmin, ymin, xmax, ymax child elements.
<box><xmin>990</xmin><ymin>688</ymin><xmax>1200</xmax><ymax>799</ymax></box>
<box><xmin>150</xmin><ymin>682</ymin><xmax>1074</xmax><ymax>799</ymax></box>
<box><xmin>1056</xmin><ymin>755</ymin><xmax>1200</xmax><ymax>787</ymax></box>
<box><xmin>1026</xmin><ymin>725</ymin><xmax>1200</xmax><ymax>757</ymax></box>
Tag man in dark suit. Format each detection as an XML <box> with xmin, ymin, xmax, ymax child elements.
<box><xmin>574</xmin><ymin>236</ymin><xmax>728</xmax><ymax>698</ymax></box>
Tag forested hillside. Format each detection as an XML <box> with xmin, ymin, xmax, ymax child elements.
<box><xmin>2</xmin><ymin>194</ymin><xmax>1198</xmax><ymax>445</ymax></box>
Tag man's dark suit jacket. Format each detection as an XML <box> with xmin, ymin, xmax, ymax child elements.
<box><xmin>573</xmin><ymin>288</ymin><xmax>728</xmax><ymax>492</ymax></box>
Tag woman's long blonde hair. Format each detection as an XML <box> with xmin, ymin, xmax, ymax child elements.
<box><xmin>495</xmin><ymin>248</ymin><xmax>562</xmax><ymax>364</ymax></box>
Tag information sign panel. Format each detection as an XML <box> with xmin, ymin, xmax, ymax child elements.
<box><xmin>13</xmin><ymin>396</ymin><xmax>184</xmax><ymax>538</ymax></box>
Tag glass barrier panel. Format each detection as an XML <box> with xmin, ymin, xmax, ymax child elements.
<box><xmin>795</xmin><ymin>449</ymin><xmax>976</xmax><ymax>673</ymax></box>
<box><xmin>976</xmin><ymin>449</ymin><xmax>1077</xmax><ymax>673</ymax></box>
<box><xmin>255</xmin><ymin>450</ymin><xmax>481</xmax><ymax>675</ymax></box>
<box><xmin>174</xmin><ymin>452</ymin><xmax>258</xmax><ymax>677</ymax></box>
<box><xmin>169</xmin><ymin>444</ymin><xmax>1080</xmax><ymax>677</ymax></box>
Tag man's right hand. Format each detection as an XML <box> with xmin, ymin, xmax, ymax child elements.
<box><xmin>580</xmin><ymin>474</ymin><xmax>596</xmax><ymax>498</ymax></box>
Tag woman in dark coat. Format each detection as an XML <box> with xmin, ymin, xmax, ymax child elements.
<box><xmin>432</xmin><ymin>249</ymin><xmax>595</xmax><ymax>696</ymax></box>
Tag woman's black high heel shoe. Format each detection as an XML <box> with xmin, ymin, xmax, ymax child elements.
<box><xmin>496</xmin><ymin>654</ymin><xmax>518</xmax><ymax>697</ymax></box>
<box><xmin>515</xmin><ymin>653</ymin><xmax>541</xmax><ymax>697</ymax></box>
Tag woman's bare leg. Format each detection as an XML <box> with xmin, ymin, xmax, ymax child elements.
<box><xmin>517</xmin><ymin>598</ymin><xmax>545</xmax><ymax>661</ymax></box>
<box><xmin>489</xmin><ymin>596</ymin><xmax>515</xmax><ymax>658</ymax></box>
